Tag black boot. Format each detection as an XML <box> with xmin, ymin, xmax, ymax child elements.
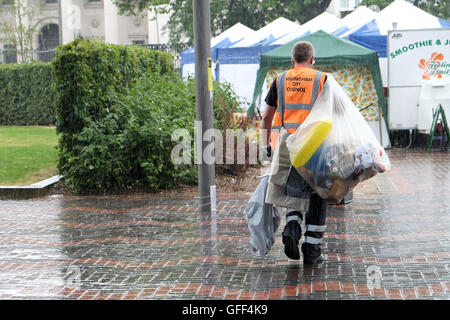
<box><xmin>302</xmin><ymin>193</ymin><xmax>327</xmax><ymax>264</ymax></box>
<box><xmin>301</xmin><ymin>242</ymin><xmax>324</xmax><ymax>264</ymax></box>
<box><xmin>282</xmin><ymin>211</ymin><xmax>303</xmax><ymax>260</ymax></box>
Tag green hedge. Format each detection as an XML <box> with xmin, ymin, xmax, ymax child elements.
<box><xmin>0</xmin><ymin>62</ymin><xmax>56</xmax><ymax>125</ymax></box>
<box><xmin>52</xmin><ymin>39</ymin><xmax>181</xmax><ymax>193</ymax></box>
<box><xmin>52</xmin><ymin>39</ymin><xmax>174</xmax><ymax>138</ymax></box>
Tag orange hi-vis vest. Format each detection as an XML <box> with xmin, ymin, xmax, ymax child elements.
<box><xmin>271</xmin><ymin>66</ymin><xmax>326</xmax><ymax>150</ymax></box>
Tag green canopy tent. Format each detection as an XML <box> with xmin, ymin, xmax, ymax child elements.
<box><xmin>248</xmin><ymin>30</ymin><xmax>388</xmax><ymax>134</ymax></box>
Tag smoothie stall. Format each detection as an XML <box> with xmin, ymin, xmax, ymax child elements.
<box><xmin>387</xmin><ymin>28</ymin><xmax>450</xmax><ymax>132</ymax></box>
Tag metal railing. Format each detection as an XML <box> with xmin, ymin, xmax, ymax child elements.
<box><xmin>139</xmin><ymin>43</ymin><xmax>181</xmax><ymax>70</ymax></box>
<box><xmin>0</xmin><ymin>49</ymin><xmax>56</xmax><ymax>64</ymax></box>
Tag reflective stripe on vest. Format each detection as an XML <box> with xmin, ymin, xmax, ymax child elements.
<box><xmin>271</xmin><ymin>68</ymin><xmax>325</xmax><ymax>150</ymax></box>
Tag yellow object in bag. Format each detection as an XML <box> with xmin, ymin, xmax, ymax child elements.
<box><xmin>290</xmin><ymin>117</ymin><xmax>333</xmax><ymax>168</ymax></box>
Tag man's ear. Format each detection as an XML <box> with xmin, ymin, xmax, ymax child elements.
<box><xmin>291</xmin><ymin>57</ymin><xmax>295</xmax><ymax>65</ymax></box>
<box><xmin>310</xmin><ymin>56</ymin><xmax>315</xmax><ymax>65</ymax></box>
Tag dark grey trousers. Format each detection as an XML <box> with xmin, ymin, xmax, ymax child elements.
<box><xmin>285</xmin><ymin>166</ymin><xmax>327</xmax><ymax>246</ymax></box>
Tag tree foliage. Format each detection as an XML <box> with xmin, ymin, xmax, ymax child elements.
<box><xmin>114</xmin><ymin>0</ymin><xmax>331</xmax><ymax>52</ymax></box>
<box><xmin>0</xmin><ymin>0</ymin><xmax>44</xmax><ymax>62</ymax></box>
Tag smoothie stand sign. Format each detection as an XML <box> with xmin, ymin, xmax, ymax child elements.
<box><xmin>388</xmin><ymin>29</ymin><xmax>450</xmax><ymax>87</ymax></box>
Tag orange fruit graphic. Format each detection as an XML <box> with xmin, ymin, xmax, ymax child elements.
<box><xmin>419</xmin><ymin>53</ymin><xmax>445</xmax><ymax>80</ymax></box>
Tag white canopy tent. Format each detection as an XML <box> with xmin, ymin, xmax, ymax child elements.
<box><xmin>271</xmin><ymin>12</ymin><xmax>343</xmax><ymax>46</ymax></box>
<box><xmin>231</xmin><ymin>17</ymin><xmax>302</xmax><ymax>48</ymax></box>
<box><xmin>333</xmin><ymin>6</ymin><xmax>378</xmax><ymax>38</ymax></box>
<box><xmin>351</xmin><ymin>0</ymin><xmax>448</xmax><ymax>38</ymax></box>
<box><xmin>181</xmin><ymin>23</ymin><xmax>255</xmax><ymax>79</ymax></box>
<box><xmin>211</xmin><ymin>23</ymin><xmax>256</xmax><ymax>48</ymax></box>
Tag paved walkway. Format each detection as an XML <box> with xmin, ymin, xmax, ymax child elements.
<box><xmin>0</xmin><ymin>149</ymin><xmax>449</xmax><ymax>300</ymax></box>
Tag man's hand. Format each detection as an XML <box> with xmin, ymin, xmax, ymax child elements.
<box><xmin>259</xmin><ymin>144</ymin><xmax>272</xmax><ymax>162</ymax></box>
<box><xmin>266</xmin><ymin>145</ymin><xmax>272</xmax><ymax>158</ymax></box>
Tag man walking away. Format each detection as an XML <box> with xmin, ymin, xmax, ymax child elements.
<box><xmin>261</xmin><ymin>41</ymin><xmax>327</xmax><ymax>264</ymax></box>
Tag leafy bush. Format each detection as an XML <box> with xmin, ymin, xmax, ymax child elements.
<box><xmin>60</xmin><ymin>75</ymin><xmax>247</xmax><ymax>194</ymax></box>
<box><xmin>208</xmin><ymin>80</ymin><xmax>253</xmax><ymax>175</ymax></box>
<box><xmin>0</xmin><ymin>62</ymin><xmax>56</xmax><ymax>125</ymax></box>
<box><xmin>53</xmin><ymin>39</ymin><xmax>248</xmax><ymax>194</ymax></box>
<box><xmin>61</xmin><ymin>73</ymin><xmax>197</xmax><ymax>194</ymax></box>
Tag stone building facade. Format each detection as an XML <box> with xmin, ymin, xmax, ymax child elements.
<box><xmin>0</xmin><ymin>0</ymin><xmax>170</xmax><ymax>63</ymax></box>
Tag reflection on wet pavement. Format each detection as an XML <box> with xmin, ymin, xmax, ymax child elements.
<box><xmin>0</xmin><ymin>149</ymin><xmax>449</xmax><ymax>299</ymax></box>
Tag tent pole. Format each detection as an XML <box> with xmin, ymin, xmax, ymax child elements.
<box><xmin>378</xmin><ymin>104</ymin><xmax>384</xmax><ymax>146</ymax></box>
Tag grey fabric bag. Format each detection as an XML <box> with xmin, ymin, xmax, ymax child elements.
<box><xmin>265</xmin><ymin>128</ymin><xmax>309</xmax><ymax>211</ymax></box>
<box><xmin>244</xmin><ymin>175</ymin><xmax>281</xmax><ymax>256</ymax></box>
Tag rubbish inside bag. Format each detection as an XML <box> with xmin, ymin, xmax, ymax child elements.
<box><xmin>286</xmin><ymin>75</ymin><xmax>391</xmax><ymax>203</ymax></box>
<box><xmin>244</xmin><ymin>175</ymin><xmax>282</xmax><ymax>256</ymax></box>
<box><xmin>290</xmin><ymin>117</ymin><xmax>333</xmax><ymax>168</ymax></box>
<box><xmin>300</xmin><ymin>141</ymin><xmax>387</xmax><ymax>202</ymax></box>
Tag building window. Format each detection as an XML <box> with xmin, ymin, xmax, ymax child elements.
<box><xmin>1</xmin><ymin>0</ymin><xmax>13</xmax><ymax>5</ymax></box>
<box><xmin>45</xmin><ymin>0</ymin><xmax>57</xmax><ymax>4</ymax></box>
<box><xmin>85</xmin><ymin>0</ymin><xmax>103</xmax><ymax>9</ymax></box>
<box><xmin>132</xmin><ymin>40</ymin><xmax>145</xmax><ymax>45</ymax></box>
<box><xmin>39</xmin><ymin>24</ymin><xmax>60</xmax><ymax>50</ymax></box>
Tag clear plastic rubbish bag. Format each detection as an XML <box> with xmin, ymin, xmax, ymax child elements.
<box><xmin>286</xmin><ymin>74</ymin><xmax>391</xmax><ymax>203</ymax></box>
<box><xmin>244</xmin><ymin>175</ymin><xmax>282</xmax><ymax>256</ymax></box>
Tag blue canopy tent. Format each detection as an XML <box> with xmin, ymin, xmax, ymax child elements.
<box><xmin>181</xmin><ymin>37</ymin><xmax>234</xmax><ymax>79</ymax></box>
<box><xmin>180</xmin><ymin>23</ymin><xmax>255</xmax><ymax>79</ymax></box>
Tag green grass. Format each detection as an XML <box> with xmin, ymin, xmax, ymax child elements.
<box><xmin>0</xmin><ymin>126</ymin><xmax>59</xmax><ymax>186</ymax></box>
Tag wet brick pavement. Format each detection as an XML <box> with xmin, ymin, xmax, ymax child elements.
<box><xmin>0</xmin><ymin>149</ymin><xmax>450</xmax><ymax>300</ymax></box>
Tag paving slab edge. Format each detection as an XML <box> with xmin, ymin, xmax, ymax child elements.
<box><xmin>0</xmin><ymin>175</ymin><xmax>63</xmax><ymax>199</ymax></box>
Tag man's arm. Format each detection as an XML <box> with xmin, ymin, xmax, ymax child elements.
<box><xmin>261</xmin><ymin>78</ymin><xmax>278</xmax><ymax>149</ymax></box>
<box><xmin>261</xmin><ymin>105</ymin><xmax>276</xmax><ymax>147</ymax></box>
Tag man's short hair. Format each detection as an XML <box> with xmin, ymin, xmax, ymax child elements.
<box><xmin>292</xmin><ymin>41</ymin><xmax>315</xmax><ymax>64</ymax></box>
